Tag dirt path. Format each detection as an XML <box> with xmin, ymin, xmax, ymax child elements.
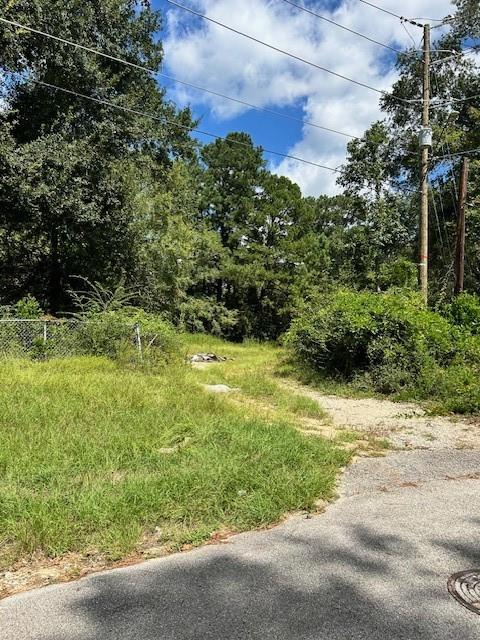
<box><xmin>281</xmin><ymin>381</ymin><xmax>480</xmax><ymax>451</ymax></box>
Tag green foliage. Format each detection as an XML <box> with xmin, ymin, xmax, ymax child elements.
<box><xmin>73</xmin><ymin>309</ymin><xmax>178</xmax><ymax>363</ymax></box>
<box><xmin>287</xmin><ymin>289</ymin><xmax>480</xmax><ymax>412</ymax></box>
<box><xmin>0</xmin><ymin>357</ymin><xmax>347</xmax><ymax>564</ymax></box>
<box><xmin>288</xmin><ymin>290</ymin><xmax>450</xmax><ymax>379</ymax></box>
<box><xmin>0</xmin><ymin>1</ymin><xmax>195</xmax><ymax>313</ymax></box>
<box><xmin>0</xmin><ymin>0</ymin><xmax>478</xmax><ymax>344</ymax></box>
<box><xmin>179</xmin><ymin>297</ymin><xmax>239</xmax><ymax>337</ymax></box>
<box><xmin>68</xmin><ymin>279</ymin><xmax>179</xmax><ymax>362</ymax></box>
<box><xmin>196</xmin><ymin>135</ymin><xmax>321</xmax><ymax>339</ymax></box>
<box><xmin>379</xmin><ymin>258</ymin><xmax>417</xmax><ymax>290</ymax></box>
<box><xmin>73</xmin><ymin>313</ymin><xmax>135</xmax><ymax>359</ymax></box>
<box><xmin>14</xmin><ymin>295</ymin><xmax>43</xmax><ymax>319</ymax></box>
<box><xmin>116</xmin><ymin>308</ymin><xmax>179</xmax><ymax>362</ymax></box>
<box><xmin>446</xmin><ymin>292</ymin><xmax>480</xmax><ymax>334</ymax></box>
<box><xmin>69</xmin><ymin>277</ymin><xmax>134</xmax><ymax>315</ymax></box>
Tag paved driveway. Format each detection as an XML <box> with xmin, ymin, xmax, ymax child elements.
<box><xmin>2</xmin><ymin>449</ymin><xmax>480</xmax><ymax>639</ymax></box>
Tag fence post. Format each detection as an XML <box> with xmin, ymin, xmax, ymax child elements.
<box><xmin>134</xmin><ymin>324</ymin><xmax>143</xmax><ymax>362</ymax></box>
<box><xmin>43</xmin><ymin>322</ymin><xmax>47</xmax><ymax>344</ymax></box>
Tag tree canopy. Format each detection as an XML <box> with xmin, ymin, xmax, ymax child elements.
<box><xmin>0</xmin><ymin>0</ymin><xmax>479</xmax><ymax>337</ymax></box>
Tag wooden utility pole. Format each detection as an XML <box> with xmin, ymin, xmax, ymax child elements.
<box><xmin>419</xmin><ymin>23</ymin><xmax>431</xmax><ymax>304</ymax></box>
<box><xmin>454</xmin><ymin>157</ymin><xmax>470</xmax><ymax>295</ymax></box>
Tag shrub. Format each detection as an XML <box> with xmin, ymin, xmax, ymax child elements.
<box><xmin>114</xmin><ymin>308</ymin><xmax>179</xmax><ymax>363</ymax></box>
<box><xmin>69</xmin><ymin>279</ymin><xmax>179</xmax><ymax>364</ymax></box>
<box><xmin>446</xmin><ymin>293</ymin><xmax>480</xmax><ymax>335</ymax></box>
<box><xmin>379</xmin><ymin>258</ymin><xmax>417</xmax><ymax>290</ymax></box>
<box><xmin>14</xmin><ymin>295</ymin><xmax>43</xmax><ymax>319</ymax></box>
<box><xmin>75</xmin><ymin>308</ymin><xmax>179</xmax><ymax>364</ymax></box>
<box><xmin>286</xmin><ymin>289</ymin><xmax>480</xmax><ymax>404</ymax></box>
<box><xmin>179</xmin><ymin>297</ymin><xmax>239</xmax><ymax>338</ymax></box>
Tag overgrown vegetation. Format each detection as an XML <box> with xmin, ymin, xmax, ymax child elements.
<box><xmin>0</xmin><ymin>0</ymin><xmax>479</xmax><ymax>579</ymax></box>
<box><xmin>0</xmin><ymin>1</ymin><xmax>478</xmax><ymax>340</ymax></box>
<box><xmin>287</xmin><ymin>290</ymin><xmax>480</xmax><ymax>414</ymax></box>
<box><xmin>0</xmin><ymin>354</ymin><xmax>349</xmax><ymax>568</ymax></box>
<box><xmin>183</xmin><ymin>334</ymin><xmax>328</xmax><ymax>421</ymax></box>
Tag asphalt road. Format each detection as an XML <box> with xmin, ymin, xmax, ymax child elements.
<box><xmin>2</xmin><ymin>449</ymin><xmax>480</xmax><ymax>639</ymax></box>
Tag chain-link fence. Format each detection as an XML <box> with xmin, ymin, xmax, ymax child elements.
<box><xmin>0</xmin><ymin>319</ymin><xmax>142</xmax><ymax>360</ymax></box>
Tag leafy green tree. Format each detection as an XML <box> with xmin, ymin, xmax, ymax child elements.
<box><xmin>199</xmin><ymin>132</ymin><xmax>265</xmax><ymax>251</ymax></box>
<box><xmin>199</xmin><ymin>134</ymin><xmax>319</xmax><ymax>338</ymax></box>
<box><xmin>379</xmin><ymin>1</ymin><xmax>480</xmax><ymax>298</ymax></box>
<box><xmin>337</xmin><ymin>122</ymin><xmax>416</xmax><ymax>288</ymax></box>
<box><xmin>0</xmin><ymin>1</ymin><xmax>195</xmax><ymax>312</ymax></box>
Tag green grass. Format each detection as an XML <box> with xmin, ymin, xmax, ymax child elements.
<box><xmin>183</xmin><ymin>334</ymin><xmax>328</xmax><ymax>421</ymax></box>
<box><xmin>0</xmin><ymin>352</ymin><xmax>348</xmax><ymax>569</ymax></box>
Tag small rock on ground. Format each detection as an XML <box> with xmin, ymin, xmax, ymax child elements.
<box><xmin>203</xmin><ymin>384</ymin><xmax>238</xmax><ymax>394</ymax></box>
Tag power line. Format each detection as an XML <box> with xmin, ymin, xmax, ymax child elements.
<box><xmin>432</xmin><ymin>147</ymin><xmax>480</xmax><ymax>161</ymax></box>
<box><xmin>0</xmin><ymin>14</ymin><xmax>425</xmax><ymax>159</ymax></box>
<box><xmin>31</xmin><ymin>79</ymin><xmax>343</xmax><ymax>173</ymax></box>
<box><xmin>30</xmin><ymin>80</ymin><xmax>425</xmax><ymax>195</ymax></box>
<box><xmin>432</xmin><ymin>70</ymin><xmax>459</xmax><ymax>204</ymax></box>
<box><xmin>278</xmin><ymin>0</ymin><xmax>405</xmax><ymax>56</ymax></box>
<box><xmin>430</xmin><ymin>46</ymin><xmax>479</xmax><ymax>66</ymax></box>
<box><xmin>430</xmin><ymin>92</ymin><xmax>480</xmax><ymax>110</ymax></box>
<box><xmin>148</xmin><ymin>74</ymin><xmax>360</xmax><ymax>139</ymax></box>
<box><xmin>166</xmin><ymin>0</ymin><xmax>418</xmax><ymax>103</ymax></box>
<box><xmin>279</xmin><ymin>0</ymin><xmax>474</xmax><ymax>68</ymax></box>
<box><xmin>0</xmin><ymin>16</ymin><xmax>160</xmax><ymax>73</ymax></box>
<box><xmin>358</xmin><ymin>0</ymin><xmax>454</xmax><ymax>26</ymax></box>
<box><xmin>1</xmin><ymin>14</ymin><xmax>451</xmax><ymax>193</ymax></box>
<box><xmin>431</xmin><ymin>16</ymin><xmax>456</xmax><ymax>30</ymax></box>
<box><xmin>0</xmin><ymin>16</ymin><xmax>359</xmax><ymax>140</ymax></box>
<box><xmin>430</xmin><ymin>185</ymin><xmax>448</xmax><ymax>266</ymax></box>
<box><xmin>401</xmin><ymin>20</ymin><xmax>420</xmax><ymax>49</ymax></box>
<box><xmin>410</xmin><ymin>15</ymin><xmax>454</xmax><ymax>24</ymax></box>
<box><xmin>356</xmin><ymin>0</ymin><xmax>424</xmax><ymax>28</ymax></box>
<box><xmin>7</xmin><ymin>10</ymin><xmax>472</xmax><ymax>115</ymax></box>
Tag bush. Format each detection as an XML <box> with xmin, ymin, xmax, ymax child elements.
<box><xmin>287</xmin><ymin>290</ymin><xmax>457</xmax><ymax>382</ymax></box>
<box><xmin>68</xmin><ymin>280</ymin><xmax>180</xmax><ymax>364</ymax></box>
<box><xmin>14</xmin><ymin>295</ymin><xmax>43</xmax><ymax>319</ymax></box>
<box><xmin>379</xmin><ymin>258</ymin><xmax>417</xmax><ymax>290</ymax></box>
<box><xmin>286</xmin><ymin>289</ymin><xmax>480</xmax><ymax>410</ymax></box>
<box><xmin>179</xmin><ymin>297</ymin><xmax>239</xmax><ymax>338</ymax></box>
<box><xmin>114</xmin><ymin>308</ymin><xmax>180</xmax><ymax>363</ymax></box>
<box><xmin>0</xmin><ymin>295</ymin><xmax>43</xmax><ymax>320</ymax></box>
<box><xmin>446</xmin><ymin>293</ymin><xmax>480</xmax><ymax>335</ymax></box>
<box><xmin>75</xmin><ymin>308</ymin><xmax>179</xmax><ymax>364</ymax></box>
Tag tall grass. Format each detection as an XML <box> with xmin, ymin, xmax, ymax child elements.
<box><xmin>0</xmin><ymin>356</ymin><xmax>348</xmax><ymax>567</ymax></box>
<box><xmin>183</xmin><ymin>334</ymin><xmax>328</xmax><ymax>420</ymax></box>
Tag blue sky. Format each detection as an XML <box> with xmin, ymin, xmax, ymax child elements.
<box><xmin>153</xmin><ymin>0</ymin><xmax>308</xmax><ymax>159</ymax></box>
<box><xmin>150</xmin><ymin>0</ymin><xmax>460</xmax><ymax>195</ymax></box>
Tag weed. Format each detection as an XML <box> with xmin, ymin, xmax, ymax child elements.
<box><xmin>0</xmin><ymin>352</ymin><xmax>348</xmax><ymax>568</ymax></box>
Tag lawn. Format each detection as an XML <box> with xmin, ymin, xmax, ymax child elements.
<box><xmin>0</xmin><ymin>344</ymin><xmax>349</xmax><ymax>570</ymax></box>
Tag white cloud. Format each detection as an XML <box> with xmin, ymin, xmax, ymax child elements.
<box><xmin>164</xmin><ymin>0</ymin><xmax>455</xmax><ymax>195</ymax></box>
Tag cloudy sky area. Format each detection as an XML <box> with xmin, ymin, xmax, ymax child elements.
<box><xmin>154</xmin><ymin>0</ymin><xmax>455</xmax><ymax>195</ymax></box>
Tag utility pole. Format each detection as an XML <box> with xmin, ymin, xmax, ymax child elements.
<box><xmin>454</xmin><ymin>157</ymin><xmax>470</xmax><ymax>295</ymax></box>
<box><xmin>419</xmin><ymin>23</ymin><xmax>431</xmax><ymax>304</ymax></box>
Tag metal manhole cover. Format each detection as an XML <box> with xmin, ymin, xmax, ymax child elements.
<box><xmin>448</xmin><ymin>570</ymin><xmax>480</xmax><ymax>614</ymax></box>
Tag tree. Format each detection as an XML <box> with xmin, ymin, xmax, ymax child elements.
<box><xmin>378</xmin><ymin>1</ymin><xmax>480</xmax><ymax>298</ymax></box>
<box><xmin>0</xmin><ymin>1</ymin><xmax>196</xmax><ymax>312</ymax></box>
<box><xmin>199</xmin><ymin>134</ymin><xmax>317</xmax><ymax>338</ymax></box>
<box><xmin>199</xmin><ymin>132</ymin><xmax>265</xmax><ymax>251</ymax></box>
<box><xmin>337</xmin><ymin>122</ymin><xmax>416</xmax><ymax>289</ymax></box>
